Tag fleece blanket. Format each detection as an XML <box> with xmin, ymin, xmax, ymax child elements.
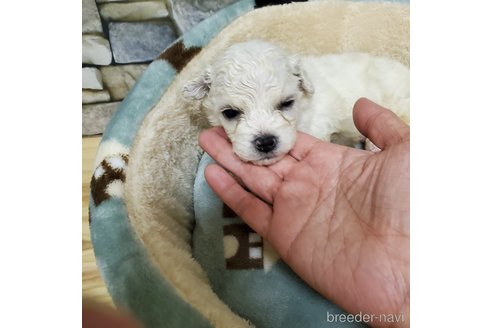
<box><xmin>89</xmin><ymin>1</ymin><xmax>409</xmax><ymax>327</ymax></box>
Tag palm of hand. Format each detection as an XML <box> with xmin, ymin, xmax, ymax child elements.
<box><xmin>268</xmin><ymin>137</ymin><xmax>409</xmax><ymax>324</ymax></box>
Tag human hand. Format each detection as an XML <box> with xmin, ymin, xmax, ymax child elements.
<box><xmin>199</xmin><ymin>98</ymin><xmax>410</xmax><ymax>327</ymax></box>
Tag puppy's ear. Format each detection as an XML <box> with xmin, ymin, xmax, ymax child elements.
<box><xmin>289</xmin><ymin>55</ymin><xmax>314</xmax><ymax>96</ymax></box>
<box><xmin>183</xmin><ymin>66</ymin><xmax>212</xmax><ymax>100</ymax></box>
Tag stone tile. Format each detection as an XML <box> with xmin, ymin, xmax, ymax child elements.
<box><xmin>108</xmin><ymin>21</ymin><xmax>177</xmax><ymax>64</ymax></box>
<box><xmin>100</xmin><ymin>64</ymin><xmax>148</xmax><ymax>101</ymax></box>
<box><xmin>83</xmin><ymin>102</ymin><xmax>120</xmax><ymax>135</ymax></box>
<box><xmin>82</xmin><ymin>67</ymin><xmax>104</xmax><ymax>90</ymax></box>
<box><xmin>82</xmin><ymin>34</ymin><xmax>113</xmax><ymax>65</ymax></box>
<box><xmin>83</xmin><ymin>0</ymin><xmax>103</xmax><ymax>34</ymax></box>
<box><xmin>99</xmin><ymin>1</ymin><xmax>169</xmax><ymax>21</ymax></box>
<box><xmin>169</xmin><ymin>0</ymin><xmax>239</xmax><ymax>34</ymax></box>
<box><xmin>82</xmin><ymin>90</ymin><xmax>111</xmax><ymax>104</ymax></box>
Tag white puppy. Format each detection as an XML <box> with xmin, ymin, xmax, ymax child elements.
<box><xmin>184</xmin><ymin>40</ymin><xmax>409</xmax><ymax>165</ymax></box>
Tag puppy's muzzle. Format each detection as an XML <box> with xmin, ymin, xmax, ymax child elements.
<box><xmin>253</xmin><ymin>134</ymin><xmax>278</xmax><ymax>153</ymax></box>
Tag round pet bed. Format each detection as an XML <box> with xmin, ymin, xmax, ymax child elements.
<box><xmin>89</xmin><ymin>1</ymin><xmax>409</xmax><ymax>327</ymax></box>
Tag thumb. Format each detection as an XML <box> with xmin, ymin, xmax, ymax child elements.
<box><xmin>353</xmin><ymin>98</ymin><xmax>409</xmax><ymax>150</ymax></box>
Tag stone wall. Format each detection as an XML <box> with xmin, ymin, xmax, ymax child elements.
<box><xmin>82</xmin><ymin>0</ymin><xmax>238</xmax><ymax>136</ymax></box>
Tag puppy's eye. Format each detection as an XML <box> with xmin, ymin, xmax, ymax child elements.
<box><xmin>278</xmin><ymin>98</ymin><xmax>295</xmax><ymax>110</ymax></box>
<box><xmin>222</xmin><ymin>108</ymin><xmax>241</xmax><ymax>119</ymax></box>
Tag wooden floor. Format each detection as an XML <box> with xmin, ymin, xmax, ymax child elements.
<box><xmin>83</xmin><ymin>136</ymin><xmax>113</xmax><ymax>307</ymax></box>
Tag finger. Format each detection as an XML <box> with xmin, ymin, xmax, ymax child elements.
<box><xmin>199</xmin><ymin>127</ymin><xmax>282</xmax><ymax>204</ymax></box>
<box><xmin>207</xmin><ymin>126</ymin><xmax>228</xmax><ymax>139</ymax></box>
<box><xmin>353</xmin><ymin>98</ymin><xmax>409</xmax><ymax>150</ymax></box>
<box><xmin>205</xmin><ymin>164</ymin><xmax>271</xmax><ymax>236</ymax></box>
<box><xmin>288</xmin><ymin>132</ymin><xmax>326</xmax><ymax>161</ymax></box>
<box><xmin>267</xmin><ymin>153</ymin><xmax>300</xmax><ymax>179</ymax></box>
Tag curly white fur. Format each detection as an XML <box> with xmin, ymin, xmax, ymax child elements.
<box><xmin>184</xmin><ymin>40</ymin><xmax>409</xmax><ymax>165</ymax></box>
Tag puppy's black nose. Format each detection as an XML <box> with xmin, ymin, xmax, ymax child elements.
<box><xmin>253</xmin><ymin>134</ymin><xmax>278</xmax><ymax>153</ymax></box>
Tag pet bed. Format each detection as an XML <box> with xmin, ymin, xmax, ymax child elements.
<box><xmin>89</xmin><ymin>1</ymin><xmax>409</xmax><ymax>327</ymax></box>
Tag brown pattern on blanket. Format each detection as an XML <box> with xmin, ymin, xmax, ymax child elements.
<box><xmin>223</xmin><ymin>223</ymin><xmax>264</xmax><ymax>270</ymax></box>
<box><xmin>90</xmin><ymin>154</ymin><xmax>129</xmax><ymax>208</ymax></box>
<box><xmin>159</xmin><ymin>41</ymin><xmax>202</xmax><ymax>72</ymax></box>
